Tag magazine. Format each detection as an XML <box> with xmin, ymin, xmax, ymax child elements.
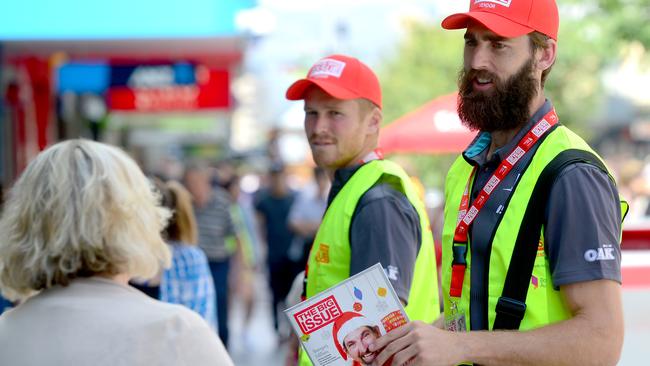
<box><xmin>284</xmin><ymin>263</ymin><xmax>408</xmax><ymax>366</ymax></box>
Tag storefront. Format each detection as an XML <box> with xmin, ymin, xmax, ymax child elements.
<box><xmin>0</xmin><ymin>0</ymin><xmax>256</xmax><ymax>183</ymax></box>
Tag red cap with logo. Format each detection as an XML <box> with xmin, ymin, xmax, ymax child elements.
<box><xmin>285</xmin><ymin>54</ymin><xmax>382</xmax><ymax>109</ymax></box>
<box><xmin>441</xmin><ymin>0</ymin><xmax>559</xmax><ymax>41</ymax></box>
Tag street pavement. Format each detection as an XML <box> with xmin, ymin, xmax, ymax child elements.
<box><xmin>229</xmin><ymin>272</ymin><xmax>288</xmax><ymax>366</ymax></box>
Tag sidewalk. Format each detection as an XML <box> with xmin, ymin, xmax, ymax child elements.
<box><xmin>229</xmin><ymin>271</ymin><xmax>289</xmax><ymax>366</ymax></box>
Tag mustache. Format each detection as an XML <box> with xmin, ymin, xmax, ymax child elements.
<box><xmin>465</xmin><ymin>69</ymin><xmax>498</xmax><ymax>82</ymax></box>
<box><xmin>459</xmin><ymin>68</ymin><xmax>500</xmax><ymax>96</ymax></box>
<box><xmin>308</xmin><ymin>133</ymin><xmax>336</xmax><ymax>144</ymax></box>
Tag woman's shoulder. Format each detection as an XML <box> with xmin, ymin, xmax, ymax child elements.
<box><xmin>142</xmin><ymin>303</ymin><xmax>233</xmax><ymax>363</ymax></box>
<box><xmin>170</xmin><ymin>244</ymin><xmax>209</xmax><ymax>262</ymax></box>
<box><xmin>0</xmin><ymin>283</ymin><xmax>232</xmax><ymax>365</ymax></box>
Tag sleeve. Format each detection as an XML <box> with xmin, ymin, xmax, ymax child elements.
<box><xmin>288</xmin><ymin>191</ymin><xmax>307</xmax><ymax>223</ymax></box>
<box><xmin>349</xmin><ymin>184</ymin><xmax>421</xmax><ymax>303</ymax></box>
<box><xmin>544</xmin><ymin>163</ymin><xmax>622</xmax><ymax>289</ymax></box>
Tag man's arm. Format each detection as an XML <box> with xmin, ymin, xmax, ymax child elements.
<box><xmin>288</xmin><ymin>220</ymin><xmax>321</xmax><ymax>238</ymax></box>
<box><xmin>349</xmin><ymin>182</ymin><xmax>420</xmax><ymax>302</ymax></box>
<box><xmin>288</xmin><ymin>191</ymin><xmax>324</xmax><ymax>238</ymax></box>
<box><xmin>255</xmin><ymin>211</ymin><xmax>266</xmax><ymax>244</ymax></box>
<box><xmin>373</xmin><ymin>279</ymin><xmax>623</xmax><ymax>366</ymax></box>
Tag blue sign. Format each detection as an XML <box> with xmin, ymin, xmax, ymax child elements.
<box><xmin>58</xmin><ymin>63</ymin><xmax>110</xmax><ymax>94</ymax></box>
<box><xmin>58</xmin><ymin>61</ymin><xmax>200</xmax><ymax>93</ymax></box>
<box><xmin>109</xmin><ymin>62</ymin><xmax>196</xmax><ymax>88</ymax></box>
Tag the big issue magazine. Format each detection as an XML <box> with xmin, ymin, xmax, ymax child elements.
<box><xmin>284</xmin><ymin>263</ymin><xmax>408</xmax><ymax>366</ymax></box>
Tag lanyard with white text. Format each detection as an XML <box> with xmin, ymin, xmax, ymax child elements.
<box><xmin>449</xmin><ymin>109</ymin><xmax>559</xmax><ymax>298</ymax></box>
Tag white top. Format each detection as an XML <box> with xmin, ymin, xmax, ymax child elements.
<box><xmin>0</xmin><ymin>277</ymin><xmax>233</xmax><ymax>366</ymax></box>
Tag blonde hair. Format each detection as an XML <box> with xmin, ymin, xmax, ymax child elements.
<box><xmin>164</xmin><ymin>180</ymin><xmax>198</xmax><ymax>245</ymax></box>
<box><xmin>358</xmin><ymin>98</ymin><xmax>379</xmax><ymax>117</ymax></box>
<box><xmin>0</xmin><ymin>139</ymin><xmax>171</xmax><ymax>300</ymax></box>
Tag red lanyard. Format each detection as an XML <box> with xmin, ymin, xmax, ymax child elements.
<box><xmin>449</xmin><ymin>109</ymin><xmax>559</xmax><ymax>298</ymax></box>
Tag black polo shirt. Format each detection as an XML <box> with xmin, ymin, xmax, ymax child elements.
<box><xmin>328</xmin><ymin>162</ymin><xmax>422</xmax><ymax>303</ymax></box>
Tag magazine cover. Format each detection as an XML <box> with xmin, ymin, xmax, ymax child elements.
<box><xmin>284</xmin><ymin>263</ymin><xmax>408</xmax><ymax>366</ymax></box>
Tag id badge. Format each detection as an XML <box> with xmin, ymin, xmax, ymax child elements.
<box><xmin>445</xmin><ymin>302</ymin><xmax>467</xmax><ymax>332</ymax></box>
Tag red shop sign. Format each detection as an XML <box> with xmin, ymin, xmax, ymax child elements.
<box><xmin>107</xmin><ymin>69</ymin><xmax>230</xmax><ymax>111</ymax></box>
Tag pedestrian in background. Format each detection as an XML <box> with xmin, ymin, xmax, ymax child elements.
<box><xmin>373</xmin><ymin>0</ymin><xmax>627</xmax><ymax>365</ymax></box>
<box><xmin>287</xmin><ymin>166</ymin><xmax>329</xmax><ymax>268</ymax></box>
<box><xmin>255</xmin><ymin>162</ymin><xmax>298</xmax><ymax>339</ymax></box>
<box><xmin>184</xmin><ymin>162</ymin><xmax>239</xmax><ymax>348</ymax></box>
<box><xmin>0</xmin><ymin>139</ymin><xmax>232</xmax><ymax>365</ymax></box>
<box><xmin>224</xmin><ymin>174</ymin><xmax>261</xmax><ymax>347</ymax></box>
<box><xmin>285</xmin><ymin>54</ymin><xmax>440</xmax><ymax>366</ymax></box>
<box><xmin>158</xmin><ymin>180</ymin><xmax>218</xmax><ymax>331</ymax></box>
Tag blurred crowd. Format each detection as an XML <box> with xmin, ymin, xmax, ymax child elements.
<box><xmin>132</xmin><ymin>154</ymin><xmax>332</xmax><ymax>348</ymax></box>
<box><xmin>606</xmin><ymin>155</ymin><xmax>650</xmax><ymax>223</ymax></box>
<box><xmin>0</xmin><ymin>141</ymin><xmax>645</xmax><ymax>364</ymax></box>
<box><xmin>3</xmin><ymin>143</ymin><xmax>648</xmax><ymax>344</ymax></box>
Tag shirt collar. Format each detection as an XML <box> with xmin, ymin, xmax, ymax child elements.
<box><xmin>328</xmin><ymin>164</ymin><xmax>363</xmax><ymax>205</ymax></box>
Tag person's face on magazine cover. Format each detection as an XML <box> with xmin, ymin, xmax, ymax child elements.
<box><xmin>343</xmin><ymin>325</ymin><xmax>381</xmax><ymax>365</ymax></box>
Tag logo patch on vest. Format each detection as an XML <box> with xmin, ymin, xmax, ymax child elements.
<box><xmin>315</xmin><ymin>243</ymin><xmax>330</xmax><ymax>263</ymax></box>
<box><xmin>531</xmin><ymin>275</ymin><xmax>547</xmax><ymax>289</ymax></box>
<box><xmin>537</xmin><ymin>239</ymin><xmax>545</xmax><ymax>257</ymax></box>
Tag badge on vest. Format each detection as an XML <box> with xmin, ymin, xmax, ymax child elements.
<box><xmin>445</xmin><ymin>301</ymin><xmax>467</xmax><ymax>332</ymax></box>
<box><xmin>315</xmin><ymin>243</ymin><xmax>330</xmax><ymax>264</ymax></box>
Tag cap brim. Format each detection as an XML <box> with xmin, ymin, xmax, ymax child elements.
<box><xmin>285</xmin><ymin>78</ymin><xmax>359</xmax><ymax>101</ymax></box>
<box><xmin>441</xmin><ymin>11</ymin><xmax>534</xmax><ymax>39</ymax></box>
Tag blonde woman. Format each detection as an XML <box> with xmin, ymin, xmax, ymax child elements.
<box><xmin>159</xmin><ymin>180</ymin><xmax>218</xmax><ymax>331</ymax></box>
<box><xmin>0</xmin><ymin>139</ymin><xmax>233</xmax><ymax>366</ymax></box>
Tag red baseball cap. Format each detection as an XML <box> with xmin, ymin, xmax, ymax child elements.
<box><xmin>441</xmin><ymin>0</ymin><xmax>559</xmax><ymax>41</ymax></box>
<box><xmin>331</xmin><ymin>312</ymin><xmax>380</xmax><ymax>361</ymax></box>
<box><xmin>285</xmin><ymin>54</ymin><xmax>382</xmax><ymax>109</ymax></box>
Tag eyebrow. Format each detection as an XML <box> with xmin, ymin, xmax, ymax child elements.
<box><xmin>304</xmin><ymin>102</ymin><xmax>343</xmax><ymax>111</ymax></box>
<box><xmin>464</xmin><ymin>31</ymin><xmax>507</xmax><ymax>43</ymax></box>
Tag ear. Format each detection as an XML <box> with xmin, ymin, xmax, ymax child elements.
<box><xmin>371</xmin><ymin>325</ymin><xmax>382</xmax><ymax>336</ymax></box>
<box><xmin>366</xmin><ymin>107</ymin><xmax>382</xmax><ymax>135</ymax></box>
<box><xmin>536</xmin><ymin>38</ymin><xmax>557</xmax><ymax>73</ymax></box>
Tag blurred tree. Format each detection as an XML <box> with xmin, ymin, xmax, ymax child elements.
<box><xmin>378</xmin><ymin>22</ymin><xmax>462</xmax><ymax>189</ymax></box>
<box><xmin>379</xmin><ymin>22</ymin><xmax>461</xmax><ymax>125</ymax></box>
<box><xmin>586</xmin><ymin>0</ymin><xmax>650</xmax><ymax>48</ymax></box>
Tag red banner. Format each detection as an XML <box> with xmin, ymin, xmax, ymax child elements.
<box><xmin>107</xmin><ymin>69</ymin><xmax>229</xmax><ymax>111</ymax></box>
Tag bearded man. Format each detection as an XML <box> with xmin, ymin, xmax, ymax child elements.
<box><xmin>372</xmin><ymin>0</ymin><xmax>628</xmax><ymax>365</ymax></box>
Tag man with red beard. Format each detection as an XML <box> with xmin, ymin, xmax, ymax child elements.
<box><xmin>372</xmin><ymin>0</ymin><xmax>627</xmax><ymax>365</ymax></box>
<box><xmin>285</xmin><ymin>55</ymin><xmax>440</xmax><ymax>366</ymax></box>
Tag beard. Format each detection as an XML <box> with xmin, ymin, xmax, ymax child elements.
<box><xmin>457</xmin><ymin>58</ymin><xmax>537</xmax><ymax>132</ymax></box>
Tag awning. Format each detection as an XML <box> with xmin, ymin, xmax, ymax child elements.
<box><xmin>379</xmin><ymin>92</ymin><xmax>477</xmax><ymax>155</ymax></box>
